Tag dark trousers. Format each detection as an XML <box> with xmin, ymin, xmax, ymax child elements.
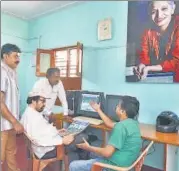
<box><xmin>65</xmin><ymin>133</ymin><xmax>88</xmax><ymax>153</ymax></box>
<box><xmin>29</xmin><ymin>133</ymin><xmax>88</xmax><ymax>160</ymax></box>
<box><xmin>40</xmin><ymin>147</ymin><xmax>57</xmax><ymax>159</ymax></box>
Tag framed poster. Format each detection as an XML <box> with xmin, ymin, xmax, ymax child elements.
<box><xmin>126</xmin><ymin>1</ymin><xmax>179</xmax><ymax>83</ymax></box>
<box><xmin>98</xmin><ymin>18</ymin><xmax>112</xmax><ymax>41</ymax></box>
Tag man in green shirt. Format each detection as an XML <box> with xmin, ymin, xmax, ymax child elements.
<box><xmin>69</xmin><ymin>95</ymin><xmax>142</xmax><ymax>171</ymax></box>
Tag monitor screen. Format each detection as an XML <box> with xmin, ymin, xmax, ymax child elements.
<box><xmin>106</xmin><ymin>94</ymin><xmax>123</xmax><ymax>122</ymax></box>
<box><xmin>80</xmin><ymin>94</ymin><xmax>100</xmax><ymax>112</ymax></box>
<box><xmin>66</xmin><ymin>90</ymin><xmax>89</xmax><ymax>116</ymax></box>
<box><xmin>77</xmin><ymin>91</ymin><xmax>105</xmax><ymax>119</ymax></box>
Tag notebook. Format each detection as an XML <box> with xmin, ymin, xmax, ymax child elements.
<box><xmin>58</xmin><ymin>120</ymin><xmax>90</xmax><ymax>137</ymax></box>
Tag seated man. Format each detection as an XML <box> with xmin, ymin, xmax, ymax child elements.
<box><xmin>20</xmin><ymin>90</ymin><xmax>74</xmax><ymax>159</ymax></box>
<box><xmin>69</xmin><ymin>95</ymin><xmax>142</xmax><ymax>171</ymax></box>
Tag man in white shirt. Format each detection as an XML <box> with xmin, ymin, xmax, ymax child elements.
<box><xmin>1</xmin><ymin>43</ymin><xmax>24</xmax><ymax>171</ymax></box>
<box><xmin>20</xmin><ymin>90</ymin><xmax>74</xmax><ymax>159</ymax></box>
<box><xmin>32</xmin><ymin>67</ymin><xmax>68</xmax><ymax>122</ymax></box>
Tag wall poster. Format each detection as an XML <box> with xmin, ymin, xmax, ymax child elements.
<box><xmin>126</xmin><ymin>1</ymin><xmax>179</xmax><ymax>83</ymax></box>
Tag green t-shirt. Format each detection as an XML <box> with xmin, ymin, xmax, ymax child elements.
<box><xmin>103</xmin><ymin>119</ymin><xmax>142</xmax><ymax>169</ymax></box>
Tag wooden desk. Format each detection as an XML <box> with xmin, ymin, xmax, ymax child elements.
<box><xmin>140</xmin><ymin>123</ymin><xmax>179</xmax><ymax>146</ymax></box>
<box><xmin>54</xmin><ymin>115</ymin><xmax>111</xmax><ymax>146</ymax></box>
<box><xmin>54</xmin><ymin>115</ymin><xmax>179</xmax><ymax>171</ymax></box>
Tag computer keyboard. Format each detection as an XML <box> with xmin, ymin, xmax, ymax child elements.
<box><xmin>73</xmin><ymin>116</ymin><xmax>103</xmax><ymax>125</ymax></box>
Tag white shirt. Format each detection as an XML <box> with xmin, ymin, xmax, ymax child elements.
<box><xmin>20</xmin><ymin>106</ymin><xmax>62</xmax><ymax>158</ymax></box>
<box><xmin>32</xmin><ymin>78</ymin><xmax>68</xmax><ymax>116</ymax></box>
<box><xmin>1</xmin><ymin>62</ymin><xmax>20</xmax><ymax>131</ymax></box>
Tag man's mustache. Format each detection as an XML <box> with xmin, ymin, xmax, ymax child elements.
<box><xmin>15</xmin><ymin>61</ymin><xmax>20</xmax><ymax>64</ymax></box>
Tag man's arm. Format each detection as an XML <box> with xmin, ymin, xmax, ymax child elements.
<box><xmin>88</xmin><ymin>145</ymin><xmax>115</xmax><ymax>158</ymax></box>
<box><xmin>90</xmin><ymin>102</ymin><xmax>115</xmax><ymax>129</ymax></box>
<box><xmin>28</xmin><ymin>115</ymin><xmax>74</xmax><ymax>146</ymax></box>
<box><xmin>78</xmin><ymin>123</ymin><xmax>124</xmax><ymax>158</ymax></box>
<box><xmin>97</xmin><ymin>108</ymin><xmax>115</xmax><ymax>129</ymax></box>
<box><xmin>1</xmin><ymin>92</ymin><xmax>23</xmax><ymax>133</ymax></box>
<box><xmin>77</xmin><ymin>139</ymin><xmax>115</xmax><ymax>158</ymax></box>
<box><xmin>57</xmin><ymin>81</ymin><xmax>68</xmax><ymax>115</ymax></box>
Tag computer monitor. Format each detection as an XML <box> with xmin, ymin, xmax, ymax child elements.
<box><xmin>106</xmin><ymin>94</ymin><xmax>123</xmax><ymax>122</ymax></box>
<box><xmin>77</xmin><ymin>91</ymin><xmax>105</xmax><ymax>119</ymax></box>
<box><xmin>66</xmin><ymin>90</ymin><xmax>89</xmax><ymax>116</ymax></box>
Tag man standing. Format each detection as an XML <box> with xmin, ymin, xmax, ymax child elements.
<box><xmin>32</xmin><ymin>68</ymin><xmax>68</xmax><ymax>120</ymax></box>
<box><xmin>1</xmin><ymin>43</ymin><xmax>24</xmax><ymax>171</ymax></box>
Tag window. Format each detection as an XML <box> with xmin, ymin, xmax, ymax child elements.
<box><xmin>36</xmin><ymin>42</ymin><xmax>83</xmax><ymax>91</ymax></box>
<box><xmin>55</xmin><ymin>50</ymin><xmax>68</xmax><ymax>77</ymax></box>
<box><xmin>55</xmin><ymin>48</ymin><xmax>82</xmax><ymax>78</ymax></box>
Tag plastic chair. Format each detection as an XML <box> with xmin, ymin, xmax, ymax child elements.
<box><xmin>91</xmin><ymin>141</ymin><xmax>154</xmax><ymax>171</ymax></box>
<box><xmin>23</xmin><ymin>132</ymin><xmax>69</xmax><ymax>171</ymax></box>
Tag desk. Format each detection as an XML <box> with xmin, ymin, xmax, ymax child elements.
<box><xmin>140</xmin><ymin>124</ymin><xmax>179</xmax><ymax>171</ymax></box>
<box><xmin>54</xmin><ymin>115</ymin><xmax>179</xmax><ymax>171</ymax></box>
<box><xmin>140</xmin><ymin>123</ymin><xmax>179</xmax><ymax>146</ymax></box>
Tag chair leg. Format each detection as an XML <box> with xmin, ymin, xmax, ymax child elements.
<box><xmin>39</xmin><ymin>160</ymin><xmax>57</xmax><ymax>171</ymax></box>
<box><xmin>39</xmin><ymin>161</ymin><xmax>49</xmax><ymax>171</ymax></box>
<box><xmin>32</xmin><ymin>158</ymin><xmax>40</xmax><ymax>171</ymax></box>
<box><xmin>39</xmin><ymin>162</ymin><xmax>44</xmax><ymax>171</ymax></box>
<box><xmin>91</xmin><ymin>164</ymin><xmax>103</xmax><ymax>171</ymax></box>
<box><xmin>64</xmin><ymin>155</ymin><xmax>69</xmax><ymax>171</ymax></box>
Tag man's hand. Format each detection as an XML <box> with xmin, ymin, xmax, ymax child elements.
<box><xmin>90</xmin><ymin>101</ymin><xmax>101</xmax><ymax>112</ymax></box>
<box><xmin>59</xmin><ymin>128</ymin><xmax>67</xmax><ymax>134</ymax></box>
<box><xmin>62</xmin><ymin>134</ymin><xmax>74</xmax><ymax>145</ymax></box>
<box><xmin>12</xmin><ymin>121</ymin><xmax>24</xmax><ymax>134</ymax></box>
<box><xmin>76</xmin><ymin>138</ymin><xmax>90</xmax><ymax>150</ymax></box>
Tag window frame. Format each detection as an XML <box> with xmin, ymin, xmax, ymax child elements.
<box><xmin>36</xmin><ymin>49</ymin><xmax>55</xmax><ymax>77</ymax></box>
<box><xmin>36</xmin><ymin>42</ymin><xmax>83</xmax><ymax>91</ymax></box>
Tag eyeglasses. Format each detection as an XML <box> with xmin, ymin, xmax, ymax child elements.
<box><xmin>39</xmin><ymin>99</ymin><xmax>46</xmax><ymax>103</ymax></box>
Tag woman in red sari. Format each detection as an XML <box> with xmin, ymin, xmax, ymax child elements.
<box><xmin>134</xmin><ymin>1</ymin><xmax>179</xmax><ymax>82</ymax></box>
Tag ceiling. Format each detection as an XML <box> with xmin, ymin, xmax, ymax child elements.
<box><xmin>1</xmin><ymin>1</ymin><xmax>79</xmax><ymax>20</ymax></box>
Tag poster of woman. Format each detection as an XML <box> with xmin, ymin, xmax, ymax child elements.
<box><xmin>126</xmin><ymin>1</ymin><xmax>179</xmax><ymax>83</ymax></box>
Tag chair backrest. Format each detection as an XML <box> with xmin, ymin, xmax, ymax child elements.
<box><xmin>133</xmin><ymin>141</ymin><xmax>154</xmax><ymax>171</ymax></box>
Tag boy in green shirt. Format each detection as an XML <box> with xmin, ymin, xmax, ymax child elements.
<box><xmin>69</xmin><ymin>95</ymin><xmax>142</xmax><ymax>171</ymax></box>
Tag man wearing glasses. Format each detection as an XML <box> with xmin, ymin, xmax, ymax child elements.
<box><xmin>20</xmin><ymin>90</ymin><xmax>74</xmax><ymax>159</ymax></box>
